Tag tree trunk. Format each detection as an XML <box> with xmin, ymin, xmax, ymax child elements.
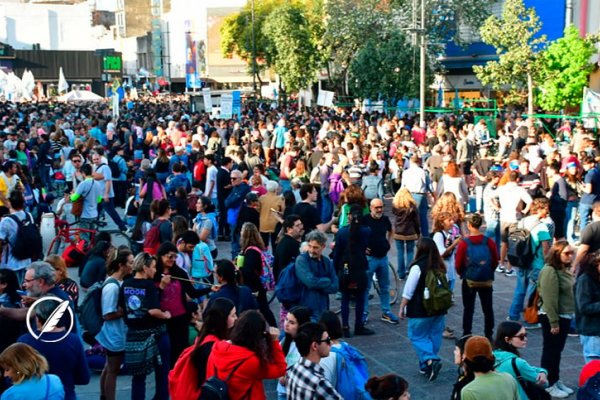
<box><xmin>527</xmin><ymin>72</ymin><xmax>534</xmax><ymax>118</ymax></box>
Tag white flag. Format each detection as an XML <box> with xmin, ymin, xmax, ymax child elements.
<box><xmin>58</xmin><ymin>67</ymin><xmax>69</xmax><ymax>94</ymax></box>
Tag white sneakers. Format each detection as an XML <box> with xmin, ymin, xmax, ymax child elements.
<box><xmin>555</xmin><ymin>381</ymin><xmax>574</xmax><ymax>395</ymax></box>
<box><xmin>545</xmin><ymin>381</ymin><xmax>574</xmax><ymax>398</ymax></box>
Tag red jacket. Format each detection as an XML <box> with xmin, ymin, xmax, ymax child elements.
<box><xmin>206</xmin><ymin>340</ymin><xmax>286</xmax><ymax>400</ymax></box>
<box><xmin>455</xmin><ymin>234</ymin><xmax>499</xmax><ymax>277</ymax></box>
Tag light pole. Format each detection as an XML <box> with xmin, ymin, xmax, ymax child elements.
<box><xmin>251</xmin><ymin>0</ymin><xmax>257</xmax><ymax>94</ymax></box>
<box><xmin>419</xmin><ymin>0</ymin><xmax>426</xmax><ymax>128</ymax></box>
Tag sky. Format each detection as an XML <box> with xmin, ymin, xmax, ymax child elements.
<box><xmin>95</xmin><ymin>0</ymin><xmax>116</xmax><ymax>11</ymax></box>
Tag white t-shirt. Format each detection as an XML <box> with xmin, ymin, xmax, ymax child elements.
<box><xmin>204</xmin><ymin>165</ymin><xmax>218</xmax><ymax>199</ymax></box>
<box><xmin>497</xmin><ymin>182</ymin><xmax>533</xmax><ymax>223</ymax></box>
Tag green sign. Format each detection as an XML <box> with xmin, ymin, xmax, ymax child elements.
<box><xmin>103</xmin><ymin>56</ymin><xmax>121</xmax><ymax>73</ymax></box>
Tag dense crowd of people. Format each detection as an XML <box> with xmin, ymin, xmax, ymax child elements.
<box><xmin>0</xmin><ymin>97</ymin><xmax>599</xmax><ymax>399</ymax></box>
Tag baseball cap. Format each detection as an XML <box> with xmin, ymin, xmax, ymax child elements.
<box><xmin>566</xmin><ymin>162</ymin><xmax>577</xmax><ymax>169</ymax></box>
<box><xmin>464</xmin><ymin>336</ymin><xmax>494</xmax><ymax>362</ymax></box>
<box><xmin>509</xmin><ymin>160</ymin><xmax>520</xmax><ymax>171</ymax></box>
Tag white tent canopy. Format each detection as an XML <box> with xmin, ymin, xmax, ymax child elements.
<box><xmin>57</xmin><ymin>90</ymin><xmax>104</xmax><ymax>102</ymax></box>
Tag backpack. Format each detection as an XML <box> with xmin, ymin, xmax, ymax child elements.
<box><xmin>331</xmin><ymin>342</ymin><xmax>372</xmax><ymax>400</ymax></box>
<box><xmin>168</xmin><ymin>341</ymin><xmax>215</xmax><ymax>400</ymax></box>
<box><xmin>578</xmin><ymin>372</ymin><xmax>600</xmax><ymax>400</ymax></box>
<box><xmin>79</xmin><ymin>277</ymin><xmax>119</xmax><ymax>336</ymax></box>
<box><xmin>199</xmin><ymin>359</ymin><xmax>249</xmax><ymax>400</ymax></box>
<box><xmin>191</xmin><ymin>243</ymin><xmax>214</xmax><ymax>279</ymax></box>
<box><xmin>107</xmin><ymin>157</ymin><xmax>122</xmax><ymax>178</ymax></box>
<box><xmin>245</xmin><ymin>246</ymin><xmax>275</xmax><ymax>291</ymax></box>
<box><xmin>506</xmin><ymin>221</ymin><xmax>542</xmax><ymax>269</ymax></box>
<box><xmin>274</xmin><ymin>262</ymin><xmax>302</xmax><ymax>309</ymax></box>
<box><xmin>463</xmin><ymin>236</ymin><xmax>494</xmax><ymax>288</ymax></box>
<box><xmin>143</xmin><ymin>219</ymin><xmax>167</xmax><ymax>255</ymax></box>
<box><xmin>8</xmin><ymin>213</ymin><xmax>42</xmax><ymax>260</ymax></box>
<box><xmin>362</xmin><ymin>176</ymin><xmax>382</xmax><ymax>200</ymax></box>
<box><xmin>422</xmin><ymin>268</ymin><xmax>453</xmax><ymax>316</ymax></box>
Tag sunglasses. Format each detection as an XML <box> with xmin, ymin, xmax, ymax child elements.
<box><xmin>316</xmin><ymin>337</ymin><xmax>332</xmax><ymax>345</ymax></box>
<box><xmin>513</xmin><ymin>333</ymin><xmax>527</xmax><ymax>340</ymax></box>
<box><xmin>166</xmin><ymin>254</ymin><xmax>177</xmax><ymax>260</ymax></box>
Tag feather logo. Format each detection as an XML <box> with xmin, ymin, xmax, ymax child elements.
<box><xmin>26</xmin><ymin>296</ymin><xmax>74</xmax><ymax>343</ymax></box>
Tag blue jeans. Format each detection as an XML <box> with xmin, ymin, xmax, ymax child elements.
<box><xmin>321</xmin><ymin>192</ymin><xmax>333</xmax><ymax>222</ymax></box>
<box><xmin>365</xmin><ymin>256</ymin><xmax>391</xmax><ymax>313</ymax></box>
<box><xmin>580</xmin><ymin>202</ymin><xmax>593</xmax><ymax>234</ymax></box>
<box><xmin>412</xmin><ymin>194</ymin><xmax>429</xmax><ymax>237</ymax></box>
<box><xmin>581</xmin><ymin>335</ymin><xmax>600</xmax><ymax>363</ymax></box>
<box><xmin>407</xmin><ymin>315</ymin><xmax>444</xmax><ymax>369</ymax></box>
<box><xmin>475</xmin><ymin>185</ymin><xmax>484</xmax><ymax>213</ymax></box>
<box><xmin>395</xmin><ymin>239</ymin><xmax>415</xmax><ymax>279</ymax></box>
<box><xmin>484</xmin><ymin>217</ymin><xmax>501</xmax><ymax>257</ymax></box>
<box><xmin>131</xmin><ymin>331</ymin><xmax>170</xmax><ymax>400</ymax></box>
<box><xmin>565</xmin><ymin>201</ymin><xmax>578</xmax><ymax>244</ymax></box>
<box><xmin>508</xmin><ymin>268</ymin><xmax>535</xmax><ymax>321</ymax></box>
<box><xmin>101</xmin><ymin>198</ymin><xmax>127</xmax><ymax>231</ymax></box>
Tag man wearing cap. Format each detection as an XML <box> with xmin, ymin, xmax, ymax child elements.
<box><xmin>224</xmin><ymin>170</ymin><xmax>250</xmax><ymax>258</ymax></box>
<box><xmin>455</xmin><ymin>213</ymin><xmax>498</xmax><ymax>340</ymax></box>
<box><xmin>460</xmin><ymin>336</ymin><xmax>519</xmax><ymax>400</ymax></box>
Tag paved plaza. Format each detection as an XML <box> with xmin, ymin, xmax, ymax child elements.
<box><xmin>76</xmin><ymin>204</ymin><xmax>586</xmax><ymax>399</ymax></box>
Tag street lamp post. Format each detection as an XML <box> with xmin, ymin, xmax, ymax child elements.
<box><xmin>419</xmin><ymin>0</ymin><xmax>426</xmax><ymax>128</ymax></box>
<box><xmin>251</xmin><ymin>0</ymin><xmax>257</xmax><ymax>94</ymax></box>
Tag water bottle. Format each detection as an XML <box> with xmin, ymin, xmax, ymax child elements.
<box><xmin>424</xmin><ymin>287</ymin><xmax>430</xmax><ymax>300</ymax></box>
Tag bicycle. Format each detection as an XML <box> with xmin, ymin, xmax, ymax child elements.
<box><xmin>47</xmin><ymin>218</ymin><xmax>132</xmax><ymax>258</ymax></box>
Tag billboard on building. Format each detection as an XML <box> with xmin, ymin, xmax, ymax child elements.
<box><xmin>185</xmin><ymin>20</ymin><xmax>200</xmax><ymax>89</ymax></box>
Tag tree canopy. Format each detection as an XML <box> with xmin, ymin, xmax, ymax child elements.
<box><xmin>473</xmin><ymin>0</ymin><xmax>546</xmax><ymax>114</ymax></box>
<box><xmin>537</xmin><ymin>25</ymin><xmax>600</xmax><ymax>112</ymax></box>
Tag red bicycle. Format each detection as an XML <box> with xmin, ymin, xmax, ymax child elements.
<box><xmin>47</xmin><ymin>219</ymin><xmax>132</xmax><ymax>266</ymax></box>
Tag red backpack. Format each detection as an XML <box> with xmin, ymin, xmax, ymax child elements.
<box><xmin>143</xmin><ymin>219</ymin><xmax>167</xmax><ymax>255</ymax></box>
<box><xmin>169</xmin><ymin>344</ymin><xmax>201</xmax><ymax>400</ymax></box>
<box><xmin>169</xmin><ymin>337</ymin><xmax>216</xmax><ymax>400</ymax></box>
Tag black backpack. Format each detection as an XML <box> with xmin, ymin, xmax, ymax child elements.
<box><xmin>199</xmin><ymin>359</ymin><xmax>249</xmax><ymax>400</ymax></box>
<box><xmin>79</xmin><ymin>277</ymin><xmax>119</xmax><ymax>336</ymax></box>
<box><xmin>107</xmin><ymin>157</ymin><xmax>122</xmax><ymax>178</ymax></box>
<box><xmin>506</xmin><ymin>221</ymin><xmax>542</xmax><ymax>269</ymax></box>
<box><xmin>8</xmin><ymin>213</ymin><xmax>42</xmax><ymax>260</ymax></box>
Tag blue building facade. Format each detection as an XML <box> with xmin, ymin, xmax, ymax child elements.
<box><xmin>439</xmin><ymin>0</ymin><xmax>568</xmax><ymax>94</ymax></box>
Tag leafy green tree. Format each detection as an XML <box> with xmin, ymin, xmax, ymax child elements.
<box><xmin>262</xmin><ymin>4</ymin><xmax>320</xmax><ymax>92</ymax></box>
<box><xmin>473</xmin><ymin>0</ymin><xmax>546</xmax><ymax>115</ymax></box>
<box><xmin>321</xmin><ymin>0</ymin><xmax>392</xmax><ymax>96</ymax></box>
<box><xmin>349</xmin><ymin>31</ymin><xmax>424</xmax><ymax>101</ymax></box>
<box><xmin>220</xmin><ymin>0</ymin><xmax>285</xmax><ymax>85</ymax></box>
<box><xmin>537</xmin><ymin>25</ymin><xmax>600</xmax><ymax>111</ymax></box>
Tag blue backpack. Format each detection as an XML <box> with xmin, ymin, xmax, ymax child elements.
<box><xmin>274</xmin><ymin>262</ymin><xmax>302</xmax><ymax>309</ymax></box>
<box><xmin>191</xmin><ymin>243</ymin><xmax>214</xmax><ymax>279</ymax></box>
<box><xmin>463</xmin><ymin>237</ymin><xmax>494</xmax><ymax>287</ymax></box>
<box><xmin>331</xmin><ymin>342</ymin><xmax>372</xmax><ymax>400</ymax></box>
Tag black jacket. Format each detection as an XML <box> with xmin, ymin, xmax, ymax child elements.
<box><xmin>575</xmin><ymin>272</ymin><xmax>600</xmax><ymax>336</ymax></box>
